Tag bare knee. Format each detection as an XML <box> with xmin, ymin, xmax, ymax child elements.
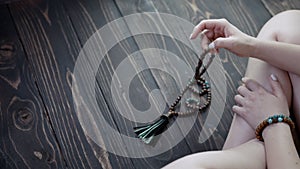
<box><xmin>258</xmin><ymin>10</ymin><xmax>300</xmax><ymax>44</ymax></box>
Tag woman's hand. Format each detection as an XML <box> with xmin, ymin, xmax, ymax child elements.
<box><xmin>232</xmin><ymin>74</ymin><xmax>290</xmax><ymax>129</ymax></box>
<box><xmin>190</xmin><ymin>19</ymin><xmax>256</xmax><ymax>57</ymax></box>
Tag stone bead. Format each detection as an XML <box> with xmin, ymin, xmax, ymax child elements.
<box><xmin>267</xmin><ymin>118</ymin><xmax>273</xmax><ymax>124</ymax></box>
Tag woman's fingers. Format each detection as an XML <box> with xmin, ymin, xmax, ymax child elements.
<box><xmin>242</xmin><ymin>77</ymin><xmax>261</xmax><ymax>92</ymax></box>
<box><xmin>237</xmin><ymin>85</ymin><xmax>251</xmax><ymax>97</ymax></box>
<box><xmin>269</xmin><ymin>74</ymin><xmax>285</xmax><ymax>97</ymax></box>
<box><xmin>232</xmin><ymin>105</ymin><xmax>246</xmax><ymax>116</ymax></box>
<box><xmin>190</xmin><ymin>20</ymin><xmax>210</xmax><ymax>39</ymax></box>
<box><xmin>190</xmin><ymin>18</ymin><xmax>254</xmax><ymax>57</ymax></box>
<box><xmin>190</xmin><ymin>19</ymin><xmax>227</xmax><ymax>39</ymax></box>
<box><xmin>200</xmin><ymin>32</ymin><xmax>211</xmax><ymax>49</ymax></box>
<box><xmin>242</xmin><ymin>75</ymin><xmax>283</xmax><ymax>97</ymax></box>
<box><xmin>234</xmin><ymin>94</ymin><xmax>245</xmax><ymax>106</ymax></box>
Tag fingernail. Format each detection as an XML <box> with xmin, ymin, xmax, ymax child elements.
<box><xmin>208</xmin><ymin>42</ymin><xmax>215</xmax><ymax>49</ymax></box>
<box><xmin>189</xmin><ymin>33</ymin><xmax>193</xmax><ymax>39</ymax></box>
<box><xmin>271</xmin><ymin>74</ymin><xmax>278</xmax><ymax>81</ymax></box>
<box><xmin>241</xmin><ymin>77</ymin><xmax>246</xmax><ymax>83</ymax></box>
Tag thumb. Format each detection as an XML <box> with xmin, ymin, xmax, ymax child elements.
<box><xmin>269</xmin><ymin>74</ymin><xmax>284</xmax><ymax>97</ymax></box>
<box><xmin>242</xmin><ymin>77</ymin><xmax>261</xmax><ymax>92</ymax></box>
<box><xmin>213</xmin><ymin>37</ymin><xmax>234</xmax><ymax>50</ymax></box>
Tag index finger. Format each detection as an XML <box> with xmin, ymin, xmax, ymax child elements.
<box><xmin>190</xmin><ymin>19</ymin><xmax>227</xmax><ymax>39</ymax></box>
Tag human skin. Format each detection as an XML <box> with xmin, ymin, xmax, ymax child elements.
<box><xmin>163</xmin><ymin>10</ymin><xmax>300</xmax><ymax>169</ymax></box>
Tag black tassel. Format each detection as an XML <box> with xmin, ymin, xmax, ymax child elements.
<box><xmin>133</xmin><ymin>115</ymin><xmax>170</xmax><ymax>144</ymax></box>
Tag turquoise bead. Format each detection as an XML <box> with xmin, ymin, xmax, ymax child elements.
<box><xmin>278</xmin><ymin>117</ymin><xmax>283</xmax><ymax>122</ymax></box>
<box><xmin>267</xmin><ymin>118</ymin><xmax>273</xmax><ymax>124</ymax></box>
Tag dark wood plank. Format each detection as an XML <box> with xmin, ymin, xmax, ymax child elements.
<box><xmin>113</xmin><ymin>0</ymin><xmax>220</xmax><ymax>156</ymax></box>
<box><xmin>63</xmin><ymin>0</ymin><xmax>193</xmax><ymax>168</ymax></box>
<box><xmin>0</xmin><ymin>0</ymin><xmax>20</xmax><ymax>5</ymax></box>
<box><xmin>0</xmin><ymin>4</ymin><xmax>64</xmax><ymax>169</ymax></box>
<box><xmin>5</xmin><ymin>0</ymin><xmax>292</xmax><ymax>168</ymax></box>
<box><xmin>8</xmin><ymin>0</ymin><xmax>113</xmax><ymax>168</ymax></box>
<box><xmin>114</xmin><ymin>0</ymin><xmax>272</xmax><ymax>155</ymax></box>
<box><xmin>262</xmin><ymin>0</ymin><xmax>300</xmax><ymax>15</ymax></box>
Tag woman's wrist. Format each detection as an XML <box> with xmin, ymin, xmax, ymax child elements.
<box><xmin>255</xmin><ymin>114</ymin><xmax>294</xmax><ymax>141</ymax></box>
<box><xmin>262</xmin><ymin>122</ymin><xmax>291</xmax><ymax>140</ymax></box>
<box><xmin>249</xmin><ymin>36</ymin><xmax>261</xmax><ymax>58</ymax></box>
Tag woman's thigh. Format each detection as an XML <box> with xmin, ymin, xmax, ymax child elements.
<box><xmin>251</xmin><ymin>10</ymin><xmax>300</xmax><ymax>149</ymax></box>
<box><xmin>262</xmin><ymin>10</ymin><xmax>300</xmax><ymax>131</ymax></box>
<box><xmin>224</xmin><ymin>10</ymin><xmax>300</xmax><ymax>149</ymax></box>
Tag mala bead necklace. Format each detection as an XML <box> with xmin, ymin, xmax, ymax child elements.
<box><xmin>133</xmin><ymin>48</ymin><xmax>215</xmax><ymax>144</ymax></box>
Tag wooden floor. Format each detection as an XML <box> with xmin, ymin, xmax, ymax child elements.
<box><xmin>0</xmin><ymin>0</ymin><xmax>299</xmax><ymax>168</ymax></box>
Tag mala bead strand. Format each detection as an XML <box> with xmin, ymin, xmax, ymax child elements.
<box><xmin>167</xmin><ymin>110</ymin><xmax>178</xmax><ymax>117</ymax></box>
<box><xmin>176</xmin><ymin>110</ymin><xmax>195</xmax><ymax>117</ymax></box>
<box><xmin>188</xmin><ymin>77</ymin><xmax>210</xmax><ymax>96</ymax></box>
<box><xmin>184</xmin><ymin>76</ymin><xmax>212</xmax><ymax>111</ymax></box>
<box><xmin>133</xmin><ymin>49</ymin><xmax>215</xmax><ymax>144</ymax></box>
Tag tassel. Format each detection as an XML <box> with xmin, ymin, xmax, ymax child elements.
<box><xmin>133</xmin><ymin>50</ymin><xmax>215</xmax><ymax>145</ymax></box>
<box><xmin>133</xmin><ymin>114</ymin><xmax>172</xmax><ymax>144</ymax></box>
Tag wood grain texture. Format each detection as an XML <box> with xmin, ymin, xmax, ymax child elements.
<box><xmin>1</xmin><ymin>0</ymin><xmax>297</xmax><ymax>168</ymax></box>
<box><xmin>114</xmin><ymin>0</ymin><xmax>272</xmax><ymax>153</ymax></box>
<box><xmin>63</xmin><ymin>0</ymin><xmax>192</xmax><ymax>168</ymax></box>
<box><xmin>0</xmin><ymin>4</ymin><xmax>64</xmax><ymax>169</ymax></box>
<box><xmin>113</xmin><ymin>0</ymin><xmax>224</xmax><ymax>156</ymax></box>
<box><xmin>8</xmin><ymin>0</ymin><xmax>105</xmax><ymax>168</ymax></box>
<box><xmin>262</xmin><ymin>0</ymin><xmax>300</xmax><ymax>15</ymax></box>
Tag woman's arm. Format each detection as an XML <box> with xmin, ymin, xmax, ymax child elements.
<box><xmin>233</xmin><ymin>75</ymin><xmax>299</xmax><ymax>169</ymax></box>
<box><xmin>252</xmin><ymin>39</ymin><xmax>300</xmax><ymax>76</ymax></box>
<box><xmin>263</xmin><ymin>123</ymin><xmax>299</xmax><ymax>169</ymax></box>
<box><xmin>190</xmin><ymin>19</ymin><xmax>300</xmax><ymax>75</ymax></box>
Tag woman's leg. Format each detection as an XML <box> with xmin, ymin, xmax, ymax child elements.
<box><xmin>164</xmin><ymin>10</ymin><xmax>300</xmax><ymax>169</ymax></box>
<box><xmin>274</xmin><ymin>10</ymin><xmax>300</xmax><ymax>150</ymax></box>
<box><xmin>223</xmin><ymin>58</ymin><xmax>292</xmax><ymax>149</ymax></box>
<box><xmin>163</xmin><ymin>139</ymin><xmax>265</xmax><ymax>169</ymax></box>
<box><xmin>223</xmin><ymin>10</ymin><xmax>300</xmax><ymax>150</ymax></box>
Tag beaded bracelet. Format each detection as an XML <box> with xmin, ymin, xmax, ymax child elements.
<box><xmin>255</xmin><ymin>114</ymin><xmax>295</xmax><ymax>141</ymax></box>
